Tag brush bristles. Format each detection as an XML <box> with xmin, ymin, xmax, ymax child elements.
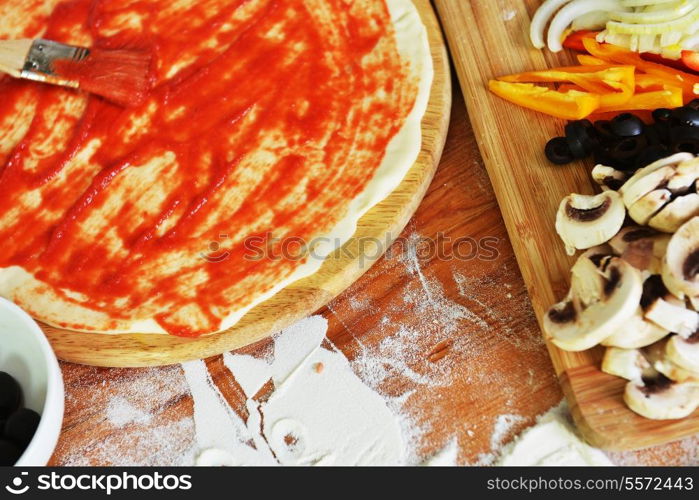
<box><xmin>53</xmin><ymin>49</ymin><xmax>152</xmax><ymax>107</ymax></box>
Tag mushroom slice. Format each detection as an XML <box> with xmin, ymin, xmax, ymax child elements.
<box><xmin>621</xmin><ymin>166</ymin><xmax>676</xmax><ymax>208</ymax></box>
<box><xmin>602</xmin><ymin>306</ymin><xmax>669</xmax><ymax>348</ymax></box>
<box><xmin>628</xmin><ymin>189</ymin><xmax>671</xmax><ymax>226</ymax></box>
<box><xmin>591</xmin><ymin>164</ymin><xmax>628</xmax><ymax>191</ymax></box>
<box><xmin>654</xmin><ymin>358</ymin><xmax>699</xmax><ymax>383</ymax></box>
<box><xmin>555</xmin><ymin>191</ymin><xmax>626</xmax><ymax>255</ymax></box>
<box><xmin>544</xmin><ymin>253</ymin><xmax>643</xmax><ymax>351</ymax></box>
<box><xmin>667</xmin><ymin>157</ymin><xmax>699</xmax><ymax>193</ymax></box>
<box><xmin>662</xmin><ymin>216</ymin><xmax>699</xmax><ymax>308</ymax></box>
<box><xmin>648</xmin><ymin>193</ymin><xmax>699</xmax><ymax>233</ymax></box>
<box><xmin>644</xmin><ymin>296</ymin><xmax>699</xmax><ymax>338</ymax></box>
<box><xmin>624</xmin><ymin>377</ymin><xmax>699</xmax><ymax>420</ymax></box>
<box><xmin>609</xmin><ymin>227</ymin><xmax>670</xmax><ymax>274</ymax></box>
<box><xmin>620</xmin><ymin>152</ymin><xmax>694</xmax><ymax>205</ymax></box>
<box><xmin>602</xmin><ymin>347</ymin><xmax>656</xmax><ymax>382</ymax></box>
<box><xmin>666</xmin><ymin>333</ymin><xmax>699</xmax><ymax>373</ymax></box>
<box><xmin>641</xmin><ymin>275</ymin><xmax>699</xmax><ymax>337</ymax></box>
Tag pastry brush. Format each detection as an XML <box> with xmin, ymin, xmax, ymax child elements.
<box><xmin>0</xmin><ymin>39</ymin><xmax>151</xmax><ymax>107</ymax></box>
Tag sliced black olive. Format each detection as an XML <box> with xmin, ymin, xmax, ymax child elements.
<box><xmin>610</xmin><ymin>113</ymin><xmax>644</xmax><ymax>137</ymax></box>
<box><xmin>671</xmin><ymin>107</ymin><xmax>699</xmax><ymax>127</ymax></box>
<box><xmin>686</xmin><ymin>99</ymin><xmax>699</xmax><ymax>111</ymax></box>
<box><xmin>672</xmin><ymin>138</ymin><xmax>699</xmax><ymax>154</ymax></box>
<box><xmin>652</xmin><ymin>108</ymin><xmax>672</xmax><ymax>122</ymax></box>
<box><xmin>610</xmin><ymin>135</ymin><xmax>646</xmax><ymax>162</ymax></box>
<box><xmin>643</xmin><ymin>124</ymin><xmax>661</xmax><ymax>145</ymax></box>
<box><xmin>635</xmin><ymin>145</ymin><xmax>669</xmax><ymax>169</ymax></box>
<box><xmin>565</xmin><ymin>121</ymin><xmax>596</xmax><ymax>157</ymax></box>
<box><xmin>0</xmin><ymin>372</ymin><xmax>21</xmax><ymax>419</ymax></box>
<box><xmin>0</xmin><ymin>439</ymin><xmax>22</xmax><ymax>466</ymax></box>
<box><xmin>545</xmin><ymin>137</ymin><xmax>574</xmax><ymax>164</ymax></box>
<box><xmin>3</xmin><ymin>408</ymin><xmax>40</xmax><ymax>447</ymax></box>
<box><xmin>670</xmin><ymin>126</ymin><xmax>699</xmax><ymax>154</ymax></box>
<box><xmin>594</xmin><ymin>120</ymin><xmax>616</xmax><ymax>144</ymax></box>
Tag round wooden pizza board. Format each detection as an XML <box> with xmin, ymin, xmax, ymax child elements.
<box><xmin>43</xmin><ymin>0</ymin><xmax>452</xmax><ymax>367</ymax></box>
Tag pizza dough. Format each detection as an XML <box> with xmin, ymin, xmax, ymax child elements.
<box><xmin>0</xmin><ymin>0</ymin><xmax>432</xmax><ymax>336</ymax></box>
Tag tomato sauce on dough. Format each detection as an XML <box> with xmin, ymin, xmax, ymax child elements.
<box><xmin>0</xmin><ymin>0</ymin><xmax>419</xmax><ymax>336</ymax></box>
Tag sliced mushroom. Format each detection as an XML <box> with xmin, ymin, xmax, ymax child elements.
<box><xmin>555</xmin><ymin>191</ymin><xmax>626</xmax><ymax>255</ymax></box>
<box><xmin>601</xmin><ymin>306</ymin><xmax>669</xmax><ymax>349</ymax></box>
<box><xmin>666</xmin><ymin>333</ymin><xmax>699</xmax><ymax>373</ymax></box>
<box><xmin>620</xmin><ymin>152</ymin><xmax>694</xmax><ymax>207</ymax></box>
<box><xmin>609</xmin><ymin>227</ymin><xmax>670</xmax><ymax>275</ymax></box>
<box><xmin>654</xmin><ymin>358</ymin><xmax>699</xmax><ymax>383</ymax></box>
<box><xmin>591</xmin><ymin>164</ymin><xmax>628</xmax><ymax>191</ymax></box>
<box><xmin>544</xmin><ymin>252</ymin><xmax>643</xmax><ymax>351</ymax></box>
<box><xmin>648</xmin><ymin>193</ymin><xmax>699</xmax><ymax>233</ymax></box>
<box><xmin>601</xmin><ymin>347</ymin><xmax>656</xmax><ymax>382</ymax></box>
<box><xmin>624</xmin><ymin>376</ymin><xmax>699</xmax><ymax>420</ymax></box>
<box><xmin>641</xmin><ymin>276</ymin><xmax>699</xmax><ymax>337</ymax></box>
<box><xmin>667</xmin><ymin>157</ymin><xmax>699</xmax><ymax>193</ymax></box>
<box><xmin>628</xmin><ymin>189</ymin><xmax>671</xmax><ymax>226</ymax></box>
<box><xmin>662</xmin><ymin>216</ymin><xmax>699</xmax><ymax>311</ymax></box>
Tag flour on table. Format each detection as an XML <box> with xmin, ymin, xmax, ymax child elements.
<box><xmin>186</xmin><ymin>316</ymin><xmax>404</xmax><ymax>466</ymax></box>
<box><xmin>496</xmin><ymin>402</ymin><xmax>613</xmax><ymax>466</ymax></box>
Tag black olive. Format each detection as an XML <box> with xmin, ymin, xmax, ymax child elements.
<box><xmin>643</xmin><ymin>124</ymin><xmax>661</xmax><ymax>145</ymax></box>
<box><xmin>610</xmin><ymin>135</ymin><xmax>646</xmax><ymax>161</ymax></box>
<box><xmin>545</xmin><ymin>137</ymin><xmax>574</xmax><ymax>164</ymax></box>
<box><xmin>594</xmin><ymin>120</ymin><xmax>616</xmax><ymax>144</ymax></box>
<box><xmin>0</xmin><ymin>372</ymin><xmax>21</xmax><ymax>419</ymax></box>
<box><xmin>0</xmin><ymin>439</ymin><xmax>22</xmax><ymax>466</ymax></box>
<box><xmin>672</xmin><ymin>138</ymin><xmax>699</xmax><ymax>154</ymax></box>
<box><xmin>594</xmin><ymin>148</ymin><xmax>633</xmax><ymax>170</ymax></box>
<box><xmin>635</xmin><ymin>145</ymin><xmax>669</xmax><ymax>169</ymax></box>
<box><xmin>565</xmin><ymin>120</ymin><xmax>597</xmax><ymax>157</ymax></box>
<box><xmin>610</xmin><ymin>113</ymin><xmax>644</xmax><ymax>137</ymax></box>
<box><xmin>686</xmin><ymin>99</ymin><xmax>699</xmax><ymax>111</ymax></box>
<box><xmin>3</xmin><ymin>408</ymin><xmax>40</xmax><ymax>447</ymax></box>
<box><xmin>669</xmin><ymin>125</ymin><xmax>699</xmax><ymax>142</ymax></box>
<box><xmin>652</xmin><ymin>108</ymin><xmax>672</xmax><ymax>122</ymax></box>
<box><xmin>671</xmin><ymin>107</ymin><xmax>699</xmax><ymax>127</ymax></box>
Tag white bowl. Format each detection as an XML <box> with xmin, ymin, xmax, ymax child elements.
<box><xmin>0</xmin><ymin>297</ymin><xmax>64</xmax><ymax>466</ymax></box>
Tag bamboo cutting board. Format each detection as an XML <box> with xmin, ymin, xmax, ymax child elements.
<box><xmin>43</xmin><ymin>0</ymin><xmax>452</xmax><ymax>369</ymax></box>
<box><xmin>434</xmin><ymin>0</ymin><xmax>699</xmax><ymax>450</ymax></box>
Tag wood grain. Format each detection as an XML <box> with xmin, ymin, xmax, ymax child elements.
<box><xmin>434</xmin><ymin>0</ymin><xmax>699</xmax><ymax>450</ymax></box>
<box><xmin>42</xmin><ymin>0</ymin><xmax>452</xmax><ymax>368</ymax></box>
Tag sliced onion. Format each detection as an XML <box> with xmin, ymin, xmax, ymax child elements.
<box><xmin>572</xmin><ymin>10</ymin><xmax>611</xmax><ymax>30</ymax></box>
<box><xmin>610</xmin><ymin>0</ymin><xmax>697</xmax><ymax>24</ymax></box>
<box><xmin>606</xmin><ymin>5</ymin><xmax>699</xmax><ymax>35</ymax></box>
<box><xmin>547</xmin><ymin>0</ymin><xmax>621</xmax><ymax>52</ymax></box>
<box><xmin>621</xmin><ymin>0</ymin><xmax>684</xmax><ymax>6</ymax></box>
<box><xmin>530</xmin><ymin>0</ymin><xmax>573</xmax><ymax>49</ymax></box>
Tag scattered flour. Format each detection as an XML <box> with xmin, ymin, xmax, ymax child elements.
<box><xmin>496</xmin><ymin>402</ymin><xmax>613</xmax><ymax>466</ymax></box>
<box><xmin>106</xmin><ymin>396</ymin><xmax>153</xmax><ymax>428</ymax></box>
<box><xmin>187</xmin><ymin>316</ymin><xmax>404</xmax><ymax>466</ymax></box>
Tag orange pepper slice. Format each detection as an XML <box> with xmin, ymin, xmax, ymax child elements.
<box><xmin>582</xmin><ymin>37</ymin><xmax>699</xmax><ymax>100</ymax></box>
<box><xmin>497</xmin><ymin>65</ymin><xmax>635</xmax><ymax>108</ymax></box>
<box><xmin>595</xmin><ymin>87</ymin><xmax>683</xmax><ymax>113</ymax></box>
<box><xmin>488</xmin><ymin>80</ymin><xmax>600</xmax><ymax>120</ymax></box>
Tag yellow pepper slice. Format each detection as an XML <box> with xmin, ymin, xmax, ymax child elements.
<box><xmin>488</xmin><ymin>81</ymin><xmax>600</xmax><ymax>120</ymax></box>
<box><xmin>497</xmin><ymin>65</ymin><xmax>635</xmax><ymax>108</ymax></box>
<box><xmin>595</xmin><ymin>87</ymin><xmax>683</xmax><ymax>113</ymax></box>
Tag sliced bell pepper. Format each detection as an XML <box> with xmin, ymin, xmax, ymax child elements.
<box><xmin>576</xmin><ymin>54</ymin><xmax>606</xmax><ymax>66</ymax></box>
<box><xmin>488</xmin><ymin>80</ymin><xmax>600</xmax><ymax>120</ymax></box>
<box><xmin>498</xmin><ymin>65</ymin><xmax>635</xmax><ymax>107</ymax></box>
<box><xmin>582</xmin><ymin>37</ymin><xmax>699</xmax><ymax>99</ymax></box>
<box><xmin>681</xmin><ymin>50</ymin><xmax>699</xmax><ymax>73</ymax></box>
<box><xmin>563</xmin><ymin>30</ymin><xmax>600</xmax><ymax>52</ymax></box>
<box><xmin>594</xmin><ymin>87</ymin><xmax>683</xmax><ymax>113</ymax></box>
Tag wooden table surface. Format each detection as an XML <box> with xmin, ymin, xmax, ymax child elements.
<box><xmin>48</xmin><ymin>81</ymin><xmax>698</xmax><ymax>466</ymax></box>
